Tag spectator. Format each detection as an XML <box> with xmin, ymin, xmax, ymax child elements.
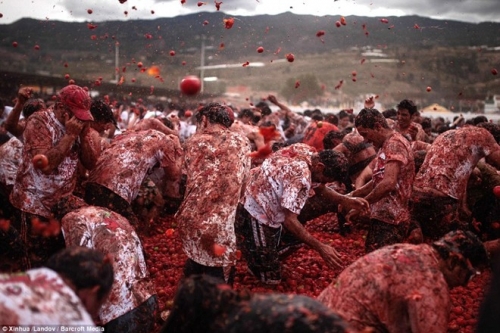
<box><xmin>394</xmin><ymin>99</ymin><xmax>427</xmax><ymax>141</ymax></box>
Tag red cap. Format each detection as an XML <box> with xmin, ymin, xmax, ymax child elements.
<box><xmin>58</xmin><ymin>85</ymin><xmax>93</xmax><ymax>121</ymax></box>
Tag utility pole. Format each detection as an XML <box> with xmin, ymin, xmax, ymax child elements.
<box><xmin>115</xmin><ymin>42</ymin><xmax>120</xmax><ymax>83</ymax></box>
<box><xmin>200</xmin><ymin>36</ymin><xmax>206</xmax><ymax>93</ymax></box>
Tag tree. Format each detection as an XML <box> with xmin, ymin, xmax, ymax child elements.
<box><xmin>280</xmin><ymin>74</ymin><xmax>323</xmax><ymax>105</ymax></box>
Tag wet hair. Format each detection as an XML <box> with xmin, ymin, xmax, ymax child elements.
<box><xmin>477</xmin><ymin>122</ymin><xmax>500</xmax><ymax>144</ymax></box>
<box><xmin>22</xmin><ymin>98</ymin><xmax>46</xmax><ymax>119</ymax></box>
<box><xmin>473</xmin><ymin>116</ymin><xmax>489</xmax><ymax>125</ymax></box>
<box><xmin>318</xmin><ymin>149</ymin><xmax>349</xmax><ymax>182</ymax></box>
<box><xmin>155</xmin><ymin>103</ymin><xmax>165</xmax><ymax>112</ymax></box>
<box><xmin>45</xmin><ymin>246</ymin><xmax>114</xmax><ymax>301</ymax></box>
<box><xmin>159</xmin><ymin>117</ymin><xmax>175</xmax><ymax>130</ymax></box>
<box><xmin>324</xmin><ymin>114</ymin><xmax>338</xmax><ymax>126</ymax></box>
<box><xmin>421</xmin><ymin>117</ymin><xmax>432</xmax><ymax>130</ymax></box>
<box><xmin>354</xmin><ymin>108</ymin><xmax>389</xmax><ymax>129</ymax></box>
<box><xmin>338</xmin><ymin>110</ymin><xmax>350</xmax><ymax>119</ymax></box>
<box><xmin>255</xmin><ymin>101</ymin><xmax>272</xmax><ymax>116</ymax></box>
<box><xmin>432</xmin><ymin>230</ymin><xmax>489</xmax><ymax>269</ymax></box>
<box><xmin>397</xmin><ymin>99</ymin><xmax>418</xmax><ymax>115</ymax></box>
<box><xmin>311</xmin><ymin>114</ymin><xmax>324</xmax><ymax>121</ymax></box>
<box><xmin>323</xmin><ymin>130</ymin><xmax>345</xmax><ymax>150</ymax></box>
<box><xmin>161</xmin><ymin>274</ymin><xmax>349</xmax><ymax>333</ymax></box>
<box><xmin>239</xmin><ymin>108</ymin><xmax>254</xmax><ymax>119</ymax></box>
<box><xmin>195</xmin><ymin>102</ymin><xmax>234</xmax><ymax>128</ymax></box>
<box><xmin>382</xmin><ymin>108</ymin><xmax>397</xmax><ymax>119</ymax></box>
<box><xmin>90</xmin><ymin>100</ymin><xmax>116</xmax><ymax>125</ymax></box>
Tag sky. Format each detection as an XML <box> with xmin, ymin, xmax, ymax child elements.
<box><xmin>0</xmin><ymin>0</ymin><xmax>499</xmax><ymax>25</ymax></box>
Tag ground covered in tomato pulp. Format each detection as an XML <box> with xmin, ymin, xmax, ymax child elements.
<box><xmin>142</xmin><ymin>213</ymin><xmax>490</xmax><ymax>333</ymax></box>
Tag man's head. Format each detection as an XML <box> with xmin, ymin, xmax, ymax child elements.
<box><xmin>90</xmin><ymin>100</ymin><xmax>117</xmax><ymax>129</ymax></box>
<box><xmin>311</xmin><ymin>150</ymin><xmax>348</xmax><ymax>183</ymax></box>
<box><xmin>433</xmin><ymin>230</ymin><xmax>489</xmax><ymax>288</ymax></box>
<box><xmin>22</xmin><ymin>98</ymin><xmax>46</xmax><ymax>119</ymax></box>
<box><xmin>238</xmin><ymin>108</ymin><xmax>255</xmax><ymax>125</ymax></box>
<box><xmin>57</xmin><ymin>85</ymin><xmax>93</xmax><ymax>121</ymax></box>
<box><xmin>396</xmin><ymin>99</ymin><xmax>417</xmax><ymax>129</ymax></box>
<box><xmin>195</xmin><ymin>102</ymin><xmax>234</xmax><ymax>128</ymax></box>
<box><xmin>323</xmin><ymin>130</ymin><xmax>345</xmax><ymax>150</ymax></box>
<box><xmin>354</xmin><ymin>108</ymin><xmax>390</xmax><ymax>148</ymax></box>
<box><xmin>46</xmin><ymin>246</ymin><xmax>114</xmax><ymax>321</ymax></box>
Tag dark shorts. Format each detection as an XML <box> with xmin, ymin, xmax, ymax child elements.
<box><xmin>183</xmin><ymin>258</ymin><xmax>235</xmax><ymax>286</ymax></box>
<box><xmin>410</xmin><ymin>191</ymin><xmax>464</xmax><ymax>240</ymax></box>
<box><xmin>365</xmin><ymin>219</ymin><xmax>409</xmax><ymax>253</ymax></box>
<box><xmin>235</xmin><ymin>205</ymin><xmax>302</xmax><ymax>285</ymax></box>
<box><xmin>103</xmin><ymin>295</ymin><xmax>158</xmax><ymax>333</ymax></box>
<box><xmin>85</xmin><ymin>182</ymin><xmax>139</xmax><ymax>226</ymax></box>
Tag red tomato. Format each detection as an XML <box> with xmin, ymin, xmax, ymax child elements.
<box><xmin>257</xmin><ymin>46</ymin><xmax>264</xmax><ymax>53</ymax></box>
<box><xmin>340</xmin><ymin>16</ymin><xmax>347</xmax><ymax>25</ymax></box>
<box><xmin>203</xmin><ymin>20</ymin><xmax>209</xmax><ymax>25</ymax></box>
<box><xmin>335</xmin><ymin>21</ymin><xmax>341</xmax><ymax>28</ymax></box>
<box><xmin>286</xmin><ymin>53</ymin><xmax>295</xmax><ymax>62</ymax></box>
<box><xmin>224</xmin><ymin>17</ymin><xmax>234</xmax><ymax>29</ymax></box>
<box><xmin>380</xmin><ymin>18</ymin><xmax>389</xmax><ymax>23</ymax></box>
<box><xmin>34</xmin><ymin>45</ymin><xmax>40</xmax><ymax>50</ymax></box>
<box><xmin>492</xmin><ymin>68</ymin><xmax>498</xmax><ymax>75</ymax></box>
<box><xmin>64</xmin><ymin>74</ymin><xmax>70</xmax><ymax>79</ymax></box>
<box><xmin>182</xmin><ymin>61</ymin><xmax>187</xmax><ymax>66</ymax></box>
<box><xmin>197</xmin><ymin>2</ymin><xmax>205</xmax><ymax>6</ymax></box>
<box><xmin>169</xmin><ymin>50</ymin><xmax>176</xmax><ymax>56</ymax></box>
<box><xmin>295</xmin><ymin>80</ymin><xmax>300</xmax><ymax>88</ymax></box>
<box><xmin>215</xmin><ymin>1</ymin><xmax>222</xmax><ymax>10</ymax></box>
<box><xmin>137</xmin><ymin>62</ymin><xmax>143</xmax><ymax>68</ymax></box>
<box><xmin>213</xmin><ymin>244</ymin><xmax>226</xmax><ymax>256</ymax></box>
<box><xmin>165</xmin><ymin>228</ymin><xmax>175</xmax><ymax>237</ymax></box>
<box><xmin>493</xmin><ymin>186</ymin><xmax>500</xmax><ymax>198</ymax></box>
<box><xmin>180</xmin><ymin>75</ymin><xmax>202</xmax><ymax>96</ymax></box>
<box><xmin>426</xmin><ymin>86</ymin><xmax>432</xmax><ymax>92</ymax></box>
<box><xmin>184</xmin><ymin>110</ymin><xmax>193</xmax><ymax>117</ymax></box>
<box><xmin>316</xmin><ymin>30</ymin><xmax>325</xmax><ymax>37</ymax></box>
<box><xmin>87</xmin><ymin>9</ymin><xmax>93</xmax><ymax>14</ymax></box>
<box><xmin>32</xmin><ymin>154</ymin><xmax>49</xmax><ymax>169</ymax></box>
<box><xmin>12</xmin><ymin>41</ymin><xmax>18</xmax><ymax>47</ymax></box>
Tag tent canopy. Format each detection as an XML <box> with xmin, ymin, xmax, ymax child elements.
<box><xmin>421</xmin><ymin>103</ymin><xmax>452</xmax><ymax>113</ymax></box>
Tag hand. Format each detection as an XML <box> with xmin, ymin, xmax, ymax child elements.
<box><xmin>267</xmin><ymin>94</ymin><xmax>278</xmax><ymax>104</ymax></box>
<box><xmin>16</xmin><ymin>87</ymin><xmax>33</xmax><ymax>105</ymax></box>
<box><xmin>364</xmin><ymin>96</ymin><xmax>375</xmax><ymax>109</ymax></box>
<box><xmin>408</xmin><ymin>124</ymin><xmax>418</xmax><ymax>141</ymax></box>
<box><xmin>65</xmin><ymin>116</ymin><xmax>85</xmax><ymax>137</ymax></box>
<box><xmin>318</xmin><ymin>244</ymin><xmax>343</xmax><ymax>269</ymax></box>
<box><xmin>343</xmin><ymin>196</ymin><xmax>369</xmax><ymax>214</ymax></box>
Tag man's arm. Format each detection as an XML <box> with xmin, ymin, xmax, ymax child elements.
<box><xmin>364</xmin><ymin>161</ymin><xmax>401</xmax><ymax>204</ymax></box>
<box><xmin>283</xmin><ymin>209</ymin><xmax>342</xmax><ymax>269</ymax></box>
<box><xmin>78</xmin><ymin>125</ymin><xmax>102</xmax><ymax>171</ymax></box>
<box><xmin>25</xmin><ymin>115</ymin><xmax>84</xmax><ymax>174</ymax></box>
<box><xmin>4</xmin><ymin>87</ymin><xmax>31</xmax><ymax>137</ymax></box>
<box><xmin>315</xmin><ymin>184</ymin><xmax>370</xmax><ymax>213</ymax></box>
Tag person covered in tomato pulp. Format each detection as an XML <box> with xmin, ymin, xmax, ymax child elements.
<box><xmin>236</xmin><ymin>143</ymin><xmax>369</xmax><ymax>284</ymax></box>
<box><xmin>411</xmin><ymin>123</ymin><xmax>500</xmax><ymax>240</ymax></box>
<box><xmin>176</xmin><ymin>102</ymin><xmax>252</xmax><ymax>285</ymax></box>
<box><xmin>161</xmin><ymin>274</ymin><xmax>355</xmax><ymax>333</ymax></box>
<box><xmin>318</xmin><ymin>230</ymin><xmax>489</xmax><ymax>333</ymax></box>
<box><xmin>58</xmin><ymin>204</ymin><xmax>157</xmax><ymax>333</ymax></box>
<box><xmin>9</xmin><ymin>84</ymin><xmax>100</xmax><ymax>269</ymax></box>
<box><xmin>350</xmin><ymin>108</ymin><xmax>415</xmax><ymax>253</ymax></box>
<box><xmin>0</xmin><ymin>246</ymin><xmax>113</xmax><ymax>329</ymax></box>
<box><xmin>85</xmin><ymin>128</ymin><xmax>183</xmax><ymax>227</ymax></box>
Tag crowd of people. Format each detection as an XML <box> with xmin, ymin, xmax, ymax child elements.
<box><xmin>1</xmin><ymin>84</ymin><xmax>500</xmax><ymax>332</ymax></box>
